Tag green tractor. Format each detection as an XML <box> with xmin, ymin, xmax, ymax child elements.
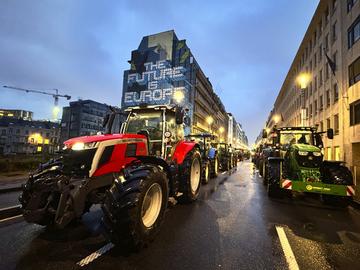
<box><xmin>263</xmin><ymin>126</ymin><xmax>355</xmax><ymax>206</ymax></box>
<box><xmin>212</xmin><ymin>142</ymin><xmax>235</xmax><ymax>171</ymax></box>
<box><xmin>185</xmin><ymin>133</ymin><xmax>219</xmax><ymax>183</ymax></box>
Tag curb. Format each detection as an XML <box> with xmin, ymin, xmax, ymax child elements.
<box><xmin>0</xmin><ymin>186</ymin><xmax>23</xmax><ymax>194</ymax></box>
<box><xmin>0</xmin><ymin>205</ymin><xmax>22</xmax><ymax>220</ymax></box>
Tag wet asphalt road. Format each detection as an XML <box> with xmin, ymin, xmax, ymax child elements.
<box><xmin>0</xmin><ymin>161</ymin><xmax>360</xmax><ymax>270</ymax></box>
<box><xmin>0</xmin><ymin>190</ymin><xmax>21</xmax><ymax>208</ymax></box>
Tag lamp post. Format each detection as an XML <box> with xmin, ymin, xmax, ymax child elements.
<box><xmin>296</xmin><ymin>73</ymin><xmax>311</xmax><ymax>127</ymax></box>
<box><xmin>219</xmin><ymin>126</ymin><xmax>224</xmax><ymax>141</ymax></box>
<box><xmin>206</xmin><ymin>116</ymin><xmax>214</xmax><ymax>133</ymax></box>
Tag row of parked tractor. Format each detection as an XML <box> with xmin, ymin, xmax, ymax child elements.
<box><xmin>19</xmin><ymin>104</ymin><xmax>246</xmax><ymax>249</ymax></box>
<box><xmin>252</xmin><ymin>125</ymin><xmax>355</xmax><ymax>206</ymax></box>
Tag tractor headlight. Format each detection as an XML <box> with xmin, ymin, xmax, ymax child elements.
<box><xmin>313</xmin><ymin>152</ymin><xmax>322</xmax><ymax>157</ymax></box>
<box><xmin>71</xmin><ymin>142</ymin><xmax>97</xmax><ymax>151</ymax></box>
<box><xmin>298</xmin><ymin>151</ymin><xmax>308</xmax><ymax>156</ymax></box>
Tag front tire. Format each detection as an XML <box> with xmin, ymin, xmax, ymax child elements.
<box><xmin>202</xmin><ymin>162</ymin><xmax>210</xmax><ymax>185</ymax></box>
<box><xmin>101</xmin><ymin>164</ymin><xmax>168</xmax><ymax>249</ymax></box>
<box><xmin>211</xmin><ymin>157</ymin><xmax>219</xmax><ymax>178</ymax></box>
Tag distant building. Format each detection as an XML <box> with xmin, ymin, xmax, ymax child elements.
<box><xmin>121</xmin><ymin>30</ymin><xmax>248</xmax><ymax>143</ymax></box>
<box><xmin>228</xmin><ymin>113</ymin><xmax>248</xmax><ymax>149</ymax></box>
<box><xmin>262</xmin><ymin>1</ymin><xmax>360</xmax><ymax>199</ymax></box>
<box><xmin>60</xmin><ymin>99</ymin><xmax>113</xmax><ymax>143</ymax></box>
<box><xmin>0</xmin><ymin>109</ymin><xmax>33</xmax><ymax>121</ymax></box>
<box><xmin>0</xmin><ymin>117</ymin><xmax>60</xmax><ymax>155</ymax></box>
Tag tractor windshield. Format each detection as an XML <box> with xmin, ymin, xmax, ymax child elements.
<box><xmin>279</xmin><ymin>131</ymin><xmax>314</xmax><ymax>146</ymax></box>
<box><xmin>125</xmin><ymin>111</ymin><xmax>163</xmax><ymax>156</ymax></box>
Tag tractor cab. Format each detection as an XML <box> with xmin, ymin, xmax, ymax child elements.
<box><xmin>185</xmin><ymin>133</ymin><xmax>216</xmax><ymax>159</ymax></box>
<box><xmin>120</xmin><ymin>105</ymin><xmax>186</xmax><ymax>160</ymax></box>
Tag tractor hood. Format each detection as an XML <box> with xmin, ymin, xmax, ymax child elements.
<box><xmin>292</xmin><ymin>144</ymin><xmax>321</xmax><ymax>152</ymax></box>
<box><xmin>64</xmin><ymin>133</ymin><xmax>146</xmax><ymax>148</ymax></box>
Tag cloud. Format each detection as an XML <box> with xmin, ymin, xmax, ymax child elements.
<box><xmin>0</xmin><ymin>0</ymin><xmax>319</xmax><ymax>142</ymax></box>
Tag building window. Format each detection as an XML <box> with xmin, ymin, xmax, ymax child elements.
<box><xmin>347</xmin><ymin>0</ymin><xmax>358</xmax><ymax>13</ymax></box>
<box><xmin>326</xmin><ymin>90</ymin><xmax>331</xmax><ymax>107</ymax></box>
<box><xmin>327</xmin><ymin>147</ymin><xmax>332</xmax><ymax>160</ymax></box>
<box><xmin>333</xmin><ymin>51</ymin><xmax>338</xmax><ymax>70</ymax></box>
<box><xmin>319</xmin><ymin>44</ymin><xmax>323</xmax><ymax>62</ymax></box>
<box><xmin>314</xmin><ymin>75</ymin><xmax>318</xmax><ymax>91</ymax></box>
<box><xmin>309</xmin><ymin>103</ymin><xmax>313</xmax><ymax>117</ymax></box>
<box><xmin>319</xmin><ymin>95</ymin><xmax>323</xmax><ymax>111</ymax></box>
<box><xmin>332</xmin><ymin>21</ymin><xmax>337</xmax><ymax>42</ymax></box>
<box><xmin>348</xmin><ymin>16</ymin><xmax>360</xmax><ymax>48</ymax></box>
<box><xmin>326</xmin><ymin>65</ymin><xmax>330</xmax><ymax>80</ymax></box>
<box><xmin>320</xmin><ymin>121</ymin><xmax>323</xmax><ymax>131</ymax></box>
<box><xmin>334</xmin><ymin>114</ymin><xmax>339</xmax><ymax>134</ymax></box>
<box><xmin>325</xmin><ymin>7</ymin><xmax>330</xmax><ymax>24</ymax></box>
<box><xmin>333</xmin><ymin>83</ymin><xmax>339</xmax><ymax>102</ymax></box>
<box><xmin>349</xmin><ymin>56</ymin><xmax>360</xmax><ymax>86</ymax></box>
<box><xmin>350</xmin><ymin>99</ymin><xmax>360</xmax><ymax>126</ymax></box>
<box><xmin>319</xmin><ymin>69</ymin><xmax>323</xmax><ymax>86</ymax></box>
<box><xmin>319</xmin><ymin>20</ymin><xmax>323</xmax><ymax>36</ymax></box>
<box><xmin>332</xmin><ymin>0</ymin><xmax>338</xmax><ymax>13</ymax></box>
<box><xmin>334</xmin><ymin>146</ymin><xmax>341</xmax><ymax>161</ymax></box>
<box><xmin>314</xmin><ymin>53</ymin><xmax>317</xmax><ymax>67</ymax></box>
<box><xmin>315</xmin><ymin>100</ymin><xmax>318</xmax><ymax>114</ymax></box>
<box><xmin>325</xmin><ymin>33</ymin><xmax>329</xmax><ymax>51</ymax></box>
<box><xmin>327</xmin><ymin>117</ymin><xmax>331</xmax><ymax>129</ymax></box>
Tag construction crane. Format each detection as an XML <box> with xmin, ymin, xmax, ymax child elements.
<box><xmin>3</xmin><ymin>85</ymin><xmax>71</xmax><ymax>119</ymax></box>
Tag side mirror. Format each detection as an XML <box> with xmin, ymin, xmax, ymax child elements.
<box><xmin>175</xmin><ymin>106</ymin><xmax>184</xmax><ymax>125</ymax></box>
<box><xmin>262</xmin><ymin>129</ymin><xmax>267</xmax><ymax>138</ymax></box>
<box><xmin>327</xmin><ymin>128</ymin><xmax>334</xmax><ymax>139</ymax></box>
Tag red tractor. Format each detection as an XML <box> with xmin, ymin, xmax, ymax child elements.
<box><xmin>20</xmin><ymin>105</ymin><xmax>203</xmax><ymax>248</ymax></box>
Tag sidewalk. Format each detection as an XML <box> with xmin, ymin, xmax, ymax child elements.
<box><xmin>0</xmin><ymin>172</ymin><xmax>29</xmax><ymax>191</ymax></box>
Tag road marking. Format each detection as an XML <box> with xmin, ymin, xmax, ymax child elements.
<box><xmin>0</xmin><ymin>214</ymin><xmax>23</xmax><ymax>223</ymax></box>
<box><xmin>77</xmin><ymin>242</ymin><xmax>114</xmax><ymax>267</ymax></box>
<box><xmin>275</xmin><ymin>226</ymin><xmax>299</xmax><ymax>270</ymax></box>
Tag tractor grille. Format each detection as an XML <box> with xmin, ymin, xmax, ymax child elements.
<box><xmin>62</xmin><ymin>148</ymin><xmax>97</xmax><ymax>177</ymax></box>
<box><xmin>296</xmin><ymin>152</ymin><xmax>322</xmax><ymax>168</ymax></box>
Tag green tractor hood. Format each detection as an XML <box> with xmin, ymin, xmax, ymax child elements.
<box><xmin>292</xmin><ymin>144</ymin><xmax>321</xmax><ymax>152</ymax></box>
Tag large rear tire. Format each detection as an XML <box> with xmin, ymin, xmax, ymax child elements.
<box><xmin>179</xmin><ymin>149</ymin><xmax>202</xmax><ymax>203</ymax></box>
<box><xmin>101</xmin><ymin>164</ymin><xmax>168</xmax><ymax>249</ymax></box>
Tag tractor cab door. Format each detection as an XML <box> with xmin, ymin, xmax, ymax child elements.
<box><xmin>125</xmin><ymin>110</ymin><xmax>164</xmax><ymax>157</ymax></box>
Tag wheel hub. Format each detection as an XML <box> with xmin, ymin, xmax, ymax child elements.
<box><xmin>190</xmin><ymin>159</ymin><xmax>201</xmax><ymax>193</ymax></box>
<box><xmin>141</xmin><ymin>183</ymin><xmax>162</xmax><ymax>228</ymax></box>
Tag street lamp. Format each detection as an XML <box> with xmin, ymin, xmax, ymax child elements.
<box><xmin>296</xmin><ymin>73</ymin><xmax>311</xmax><ymax>127</ymax></box>
<box><xmin>173</xmin><ymin>90</ymin><xmax>185</xmax><ymax>104</ymax></box>
<box><xmin>206</xmin><ymin>116</ymin><xmax>214</xmax><ymax>133</ymax></box>
<box><xmin>273</xmin><ymin>114</ymin><xmax>281</xmax><ymax>125</ymax></box>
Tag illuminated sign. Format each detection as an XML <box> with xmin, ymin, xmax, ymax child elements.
<box><xmin>124</xmin><ymin>60</ymin><xmax>186</xmax><ymax>105</ymax></box>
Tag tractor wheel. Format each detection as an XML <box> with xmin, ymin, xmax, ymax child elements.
<box><xmin>101</xmin><ymin>164</ymin><xmax>168</xmax><ymax>249</ymax></box>
<box><xmin>211</xmin><ymin>157</ymin><xmax>219</xmax><ymax>178</ymax></box>
<box><xmin>179</xmin><ymin>149</ymin><xmax>202</xmax><ymax>203</ymax></box>
<box><xmin>267</xmin><ymin>162</ymin><xmax>283</xmax><ymax>198</ymax></box>
<box><xmin>202</xmin><ymin>162</ymin><xmax>210</xmax><ymax>185</ymax></box>
<box><xmin>262</xmin><ymin>162</ymin><xmax>268</xmax><ymax>185</ymax></box>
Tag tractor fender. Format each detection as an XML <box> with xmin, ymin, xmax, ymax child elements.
<box><xmin>134</xmin><ymin>155</ymin><xmax>173</xmax><ymax>180</ymax></box>
<box><xmin>172</xmin><ymin>140</ymin><xmax>199</xmax><ymax>165</ymax></box>
<box><xmin>267</xmin><ymin>157</ymin><xmax>284</xmax><ymax>163</ymax></box>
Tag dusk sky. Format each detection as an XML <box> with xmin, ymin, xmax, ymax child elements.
<box><xmin>0</xmin><ymin>0</ymin><xmax>319</xmax><ymax>144</ymax></box>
